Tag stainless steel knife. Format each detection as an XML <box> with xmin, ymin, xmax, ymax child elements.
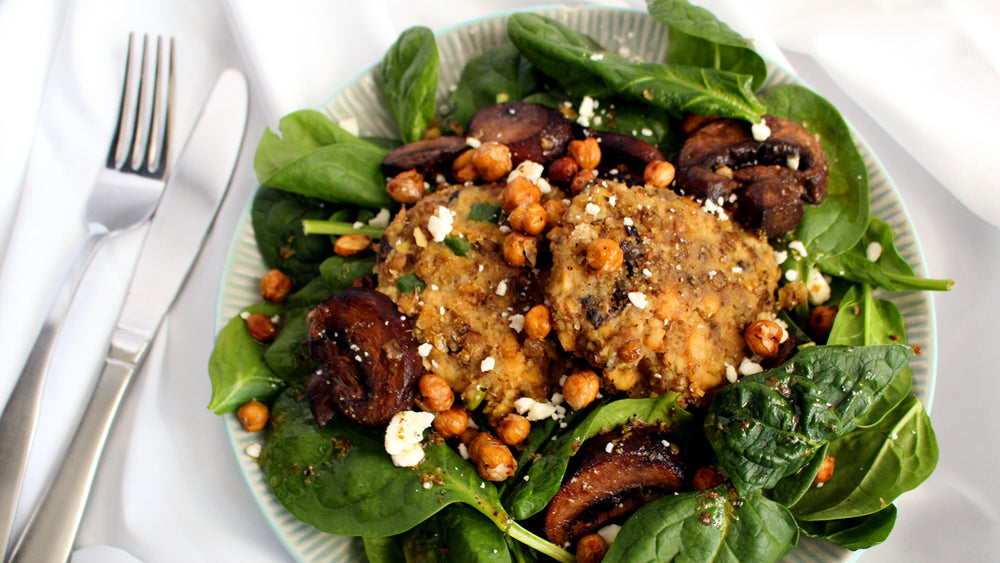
<box><xmin>4</xmin><ymin>68</ymin><xmax>249</xmax><ymax>563</ymax></box>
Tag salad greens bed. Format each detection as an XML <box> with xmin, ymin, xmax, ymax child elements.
<box><xmin>208</xmin><ymin>1</ymin><xmax>953</xmax><ymax>561</ymax></box>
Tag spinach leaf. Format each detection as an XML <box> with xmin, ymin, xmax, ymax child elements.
<box><xmin>504</xmin><ymin>394</ymin><xmax>693</xmax><ymax>520</ymax></box>
<box><xmin>363</xmin><ymin>536</ymin><xmax>404</xmax><ymax>563</ymax></box>
<box><xmin>262</xmin><ymin>307</ymin><xmax>314</xmax><ymax>383</ymax></box>
<box><xmin>251</xmin><ymin>187</ymin><xmax>333</xmax><ymax>287</ymax></box>
<box><xmin>762</xmin><ymin>84</ymin><xmax>869</xmax><ymax>259</ymax></box>
<box><xmin>603</xmin><ymin>486</ymin><xmax>798</xmax><ymax>563</ymax></box>
<box><xmin>507</xmin><ymin>13</ymin><xmax>766</xmax><ymax>122</ymax></box>
<box><xmin>319</xmin><ymin>253</ymin><xmax>377</xmax><ymax>290</ymax></box>
<box><xmin>448</xmin><ymin>42</ymin><xmax>546</xmax><ymax>128</ymax></box>
<box><xmin>768</xmin><ymin>443</ymin><xmax>828</xmax><ymax>508</ymax></box>
<box><xmin>704</xmin><ymin>345</ymin><xmax>914</xmax><ymax>496</ymax></box>
<box><xmin>399</xmin><ymin>504</ymin><xmax>516</xmax><ymax>562</ymax></box>
<box><xmin>253</xmin><ymin>109</ymin><xmax>372</xmax><ymax>183</ymax></box>
<box><xmin>827</xmin><ymin>285</ymin><xmax>912</xmax><ymax>427</ymax></box>
<box><xmin>207</xmin><ymin>301</ymin><xmax>285</xmax><ymax>414</ymax></box>
<box><xmin>791</xmin><ymin>394</ymin><xmax>938</xmax><ymax>521</ymax></box>
<box><xmin>261</xmin><ymin>393</ymin><xmax>572</xmax><ymax>562</ymax></box>
<box><xmin>259</xmin><ymin>142</ymin><xmax>393</xmax><ymax>209</ymax></box>
<box><xmin>818</xmin><ymin>216</ymin><xmax>954</xmax><ymax>292</ymax></box>
<box><xmin>798</xmin><ymin>504</ymin><xmax>897</xmax><ymax>551</ymax></box>
<box><xmin>646</xmin><ymin>0</ymin><xmax>767</xmax><ymax>91</ymax></box>
<box><xmin>379</xmin><ymin>26</ymin><xmax>439</xmax><ymax>144</ymax></box>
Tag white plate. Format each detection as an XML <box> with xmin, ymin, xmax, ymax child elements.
<box><xmin>214</xmin><ymin>6</ymin><xmax>937</xmax><ymax>562</ymax></box>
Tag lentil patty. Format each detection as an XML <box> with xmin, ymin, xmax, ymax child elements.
<box><xmin>546</xmin><ymin>180</ymin><xmax>780</xmax><ymax>406</ymax></box>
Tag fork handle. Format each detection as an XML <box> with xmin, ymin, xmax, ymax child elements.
<box><xmin>0</xmin><ymin>230</ymin><xmax>106</xmax><ymax>557</ymax></box>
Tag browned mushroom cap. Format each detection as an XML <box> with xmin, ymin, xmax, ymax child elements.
<box><xmin>465</xmin><ymin>101</ymin><xmax>573</xmax><ymax>166</ymax></box>
<box><xmin>305</xmin><ymin>287</ymin><xmax>422</xmax><ymax>427</ymax></box>
<box><xmin>674</xmin><ymin>115</ymin><xmax>829</xmax><ymax>236</ymax></box>
<box><xmin>582</xmin><ymin>128</ymin><xmax>666</xmax><ymax>171</ymax></box>
<box><xmin>382</xmin><ymin>136</ymin><xmax>469</xmax><ymax>177</ymax></box>
<box><xmin>544</xmin><ymin>424</ymin><xmax>688</xmax><ymax>548</ymax></box>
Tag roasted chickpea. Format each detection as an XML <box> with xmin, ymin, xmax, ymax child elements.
<box><xmin>508</xmin><ymin>203</ymin><xmax>547</xmax><ymax>236</ymax></box>
<box><xmin>472</xmin><ymin>141</ymin><xmax>512</xmax><ymax>182</ymax></box>
<box><xmin>692</xmin><ymin>466</ymin><xmax>726</xmax><ymax>490</ymax></box>
<box><xmin>469</xmin><ymin>432</ymin><xmax>517</xmax><ymax>481</ymax></box>
<box><xmin>524</xmin><ymin>304</ymin><xmax>551</xmax><ymax>340</ymax></box>
<box><xmin>586</xmin><ymin>238</ymin><xmax>623</xmax><ymax>275</ymax></box>
<box><xmin>417</xmin><ymin>373</ymin><xmax>454</xmax><ymax>413</ymax></box>
<box><xmin>385</xmin><ymin>169</ymin><xmax>425</xmax><ymax>204</ymax></box>
<box><xmin>496</xmin><ymin>413</ymin><xmax>531</xmax><ymax>445</ymax></box>
<box><xmin>569</xmin><ymin>168</ymin><xmax>597</xmax><ymax>195</ymax></box>
<box><xmin>575</xmin><ymin>533</ymin><xmax>609</xmax><ymax>563</ymax></box>
<box><xmin>333</xmin><ymin>234</ymin><xmax>372</xmax><ymax>256</ymax></box>
<box><xmin>814</xmin><ymin>455</ymin><xmax>836</xmax><ymax>484</ymax></box>
<box><xmin>744</xmin><ymin>319</ymin><xmax>784</xmax><ymax>358</ymax></box>
<box><xmin>237</xmin><ymin>400</ymin><xmax>269</xmax><ymax>432</ymax></box>
<box><xmin>810</xmin><ymin>305</ymin><xmax>838</xmax><ymax>337</ymax></box>
<box><xmin>547</xmin><ymin>156</ymin><xmax>579</xmax><ymax>185</ymax></box>
<box><xmin>452</xmin><ymin>148</ymin><xmax>478</xmax><ymax>183</ymax></box>
<box><xmin>433</xmin><ymin>407</ymin><xmax>469</xmax><ymax>439</ymax></box>
<box><xmin>501</xmin><ymin>176</ymin><xmax>541</xmax><ymax>213</ymax></box>
<box><xmin>568</xmin><ymin>137</ymin><xmax>601</xmax><ymax>170</ymax></box>
<box><xmin>543</xmin><ymin>198</ymin><xmax>568</xmax><ymax>228</ymax></box>
<box><xmin>245</xmin><ymin>312</ymin><xmax>277</xmax><ymax>342</ymax></box>
<box><xmin>260</xmin><ymin>269</ymin><xmax>292</xmax><ymax>302</ymax></box>
<box><xmin>502</xmin><ymin>232</ymin><xmax>539</xmax><ymax>268</ymax></box>
<box><xmin>562</xmin><ymin>369</ymin><xmax>600</xmax><ymax>410</ymax></box>
<box><xmin>643</xmin><ymin>160</ymin><xmax>676</xmax><ymax>189</ymax></box>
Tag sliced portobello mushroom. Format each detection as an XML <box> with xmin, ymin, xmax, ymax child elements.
<box><xmin>305</xmin><ymin>287</ymin><xmax>422</xmax><ymax>427</ymax></box>
<box><xmin>581</xmin><ymin>128</ymin><xmax>666</xmax><ymax>171</ymax></box>
<box><xmin>382</xmin><ymin>135</ymin><xmax>469</xmax><ymax>177</ymax></box>
<box><xmin>544</xmin><ymin>423</ymin><xmax>688</xmax><ymax>547</ymax></box>
<box><xmin>465</xmin><ymin>101</ymin><xmax>573</xmax><ymax>165</ymax></box>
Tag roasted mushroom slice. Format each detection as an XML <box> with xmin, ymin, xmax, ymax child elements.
<box><xmin>382</xmin><ymin>135</ymin><xmax>469</xmax><ymax>177</ymax></box>
<box><xmin>305</xmin><ymin>287</ymin><xmax>422</xmax><ymax>427</ymax></box>
<box><xmin>544</xmin><ymin>424</ymin><xmax>688</xmax><ymax>548</ymax></box>
<box><xmin>465</xmin><ymin>101</ymin><xmax>573</xmax><ymax>166</ymax></box>
<box><xmin>581</xmin><ymin>128</ymin><xmax>666</xmax><ymax>171</ymax></box>
<box><xmin>674</xmin><ymin>115</ymin><xmax>829</xmax><ymax>236</ymax></box>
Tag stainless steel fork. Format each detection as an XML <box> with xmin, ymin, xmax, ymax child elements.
<box><xmin>0</xmin><ymin>33</ymin><xmax>174</xmax><ymax>557</ymax></box>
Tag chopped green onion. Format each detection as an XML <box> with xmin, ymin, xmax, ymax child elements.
<box><xmin>301</xmin><ymin>219</ymin><xmax>385</xmax><ymax>239</ymax></box>
<box><xmin>396</xmin><ymin>273</ymin><xmax>426</xmax><ymax>294</ymax></box>
<box><xmin>444</xmin><ymin>236</ymin><xmax>472</xmax><ymax>256</ymax></box>
<box><xmin>468</xmin><ymin>202</ymin><xmax>503</xmax><ymax>223</ymax></box>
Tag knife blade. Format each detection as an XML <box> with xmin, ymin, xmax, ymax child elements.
<box><xmin>4</xmin><ymin>68</ymin><xmax>249</xmax><ymax>563</ymax></box>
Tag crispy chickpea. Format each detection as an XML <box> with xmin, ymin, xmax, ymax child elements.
<box><xmin>333</xmin><ymin>234</ymin><xmax>372</xmax><ymax>256</ymax></box>
<box><xmin>692</xmin><ymin>466</ymin><xmax>726</xmax><ymax>491</ymax></box>
<box><xmin>469</xmin><ymin>432</ymin><xmax>517</xmax><ymax>481</ymax></box>
<box><xmin>417</xmin><ymin>373</ymin><xmax>454</xmax><ymax>413</ymax></box>
<box><xmin>385</xmin><ymin>169</ymin><xmax>425</xmax><ymax>204</ymax></box>
<box><xmin>502</xmin><ymin>232</ymin><xmax>539</xmax><ymax>268</ymax></box>
<box><xmin>501</xmin><ymin>176</ymin><xmax>541</xmax><ymax>213</ymax></box>
<box><xmin>452</xmin><ymin>148</ymin><xmax>478</xmax><ymax>183</ymax></box>
<box><xmin>260</xmin><ymin>269</ymin><xmax>292</xmax><ymax>302</ymax></box>
<box><xmin>472</xmin><ymin>141</ymin><xmax>512</xmax><ymax>182</ymax></box>
<box><xmin>586</xmin><ymin>238</ymin><xmax>624</xmax><ymax>275</ymax></box>
<box><xmin>744</xmin><ymin>319</ymin><xmax>784</xmax><ymax>358</ymax></box>
<box><xmin>568</xmin><ymin>137</ymin><xmax>601</xmax><ymax>170</ymax></box>
<box><xmin>810</xmin><ymin>305</ymin><xmax>838</xmax><ymax>337</ymax></box>
<box><xmin>570</xmin><ymin>168</ymin><xmax>597</xmax><ymax>195</ymax></box>
<box><xmin>576</xmin><ymin>533</ymin><xmax>610</xmax><ymax>563</ymax></box>
<box><xmin>245</xmin><ymin>312</ymin><xmax>277</xmax><ymax>342</ymax></box>
<box><xmin>643</xmin><ymin>160</ymin><xmax>676</xmax><ymax>189</ymax></box>
<box><xmin>814</xmin><ymin>455</ymin><xmax>836</xmax><ymax>484</ymax></box>
<box><xmin>547</xmin><ymin>156</ymin><xmax>579</xmax><ymax>185</ymax></box>
<box><xmin>524</xmin><ymin>304</ymin><xmax>551</xmax><ymax>340</ymax></box>
<box><xmin>237</xmin><ymin>400</ymin><xmax>269</xmax><ymax>432</ymax></box>
<box><xmin>508</xmin><ymin>203</ymin><xmax>547</xmax><ymax>236</ymax></box>
<box><xmin>433</xmin><ymin>407</ymin><xmax>469</xmax><ymax>439</ymax></box>
<box><xmin>496</xmin><ymin>413</ymin><xmax>531</xmax><ymax>445</ymax></box>
<box><xmin>562</xmin><ymin>369</ymin><xmax>600</xmax><ymax>410</ymax></box>
<box><xmin>543</xmin><ymin>198</ymin><xmax>567</xmax><ymax>229</ymax></box>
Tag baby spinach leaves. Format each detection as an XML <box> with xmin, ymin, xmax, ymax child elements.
<box><xmin>798</xmin><ymin>505</ymin><xmax>898</xmax><ymax>550</ymax></box>
<box><xmin>448</xmin><ymin>43</ymin><xmax>547</xmax><ymax>129</ymax></box>
<box><xmin>705</xmin><ymin>345</ymin><xmax>914</xmax><ymax>496</ymax></box>
<box><xmin>251</xmin><ymin>187</ymin><xmax>332</xmax><ymax>287</ymax></box>
<box><xmin>602</xmin><ymin>485</ymin><xmax>798</xmax><ymax>563</ymax></box>
<box><xmin>379</xmin><ymin>26</ymin><xmax>439</xmax><ymax>144</ymax></box>
<box><xmin>207</xmin><ymin>301</ymin><xmax>285</xmax><ymax>414</ymax></box>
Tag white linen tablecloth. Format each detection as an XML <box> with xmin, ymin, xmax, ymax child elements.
<box><xmin>0</xmin><ymin>0</ymin><xmax>997</xmax><ymax>561</ymax></box>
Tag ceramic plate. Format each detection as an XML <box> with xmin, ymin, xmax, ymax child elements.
<box><xmin>215</xmin><ymin>6</ymin><xmax>937</xmax><ymax>562</ymax></box>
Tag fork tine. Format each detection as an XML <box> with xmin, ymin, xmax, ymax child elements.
<box><xmin>146</xmin><ymin>36</ymin><xmax>174</xmax><ymax>177</ymax></box>
<box><xmin>125</xmin><ymin>34</ymin><xmax>152</xmax><ymax>173</ymax></box>
<box><xmin>106</xmin><ymin>33</ymin><xmax>138</xmax><ymax>169</ymax></box>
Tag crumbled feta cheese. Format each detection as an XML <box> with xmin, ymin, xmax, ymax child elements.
<box><xmin>786</xmin><ymin>154</ymin><xmax>801</xmax><ymax>171</ymax></box>
<box><xmin>806</xmin><ymin>268</ymin><xmax>832</xmax><ymax>305</ymax></box>
<box><xmin>788</xmin><ymin>240</ymin><xmax>808</xmax><ymax>257</ymax></box>
<box><xmin>509</xmin><ymin>314</ymin><xmax>525</xmax><ymax>332</ymax></box>
<box><xmin>465</xmin><ymin>137</ymin><xmax>482</xmax><ymax>148</ymax></box>
<box><xmin>384</xmin><ymin>410</ymin><xmax>436</xmax><ymax>467</ymax></box>
<box><xmin>245</xmin><ymin>442</ymin><xmax>262</xmax><ymax>458</ymax></box>
<box><xmin>598</xmin><ymin>524</ymin><xmax>622</xmax><ymax>545</ymax></box>
<box><xmin>605</xmin><ymin>442</ymin><xmax>614</xmax><ymax>453</ymax></box>
<box><xmin>623</xmin><ymin>217</ymin><xmax>634</xmax><ymax>226</ymax></box>
<box><xmin>738</xmin><ymin>357</ymin><xmax>764</xmax><ymax>376</ymax></box>
<box><xmin>731</xmin><ymin>266</ymin><xmax>743</xmax><ymax>274</ymax></box>
<box><xmin>481</xmin><ymin>357</ymin><xmax>496</xmax><ymax>372</ymax></box>
<box><xmin>417</xmin><ymin>342</ymin><xmax>434</xmax><ymax>357</ymax></box>
<box><xmin>627</xmin><ymin>291</ymin><xmax>648</xmax><ymax>309</ymax></box>
<box><xmin>458</xmin><ymin>442</ymin><xmax>470</xmax><ymax>460</ymax></box>
<box><xmin>577</xmin><ymin>95</ymin><xmax>597</xmax><ymax>127</ymax></box>
<box><xmin>368</xmin><ymin>208</ymin><xmax>391</xmax><ymax>228</ymax></box>
<box><xmin>725</xmin><ymin>363</ymin><xmax>738</xmax><ymax>383</ymax></box>
<box><xmin>427</xmin><ymin>206</ymin><xmax>454</xmax><ymax>241</ymax></box>
<box><xmin>585</xmin><ymin>202</ymin><xmax>601</xmax><ymax>216</ymax></box>
<box><xmin>701</xmin><ymin>197</ymin><xmax>729</xmax><ymax>221</ymax></box>
<box><xmin>773</xmin><ymin>250</ymin><xmax>788</xmax><ymax>265</ymax></box>
<box><xmin>785</xmin><ymin>269</ymin><xmax>799</xmax><ymax>282</ymax></box>
<box><xmin>508</xmin><ymin>159</ymin><xmax>544</xmax><ymax>183</ymax></box>
<box><xmin>641</xmin><ymin>127</ymin><xmax>653</xmax><ymax>137</ymax></box>
<box><xmin>589</xmin><ymin>52</ymin><xmax>605</xmax><ymax>61</ymax></box>
<box><xmin>751</xmin><ymin>119</ymin><xmax>771</xmax><ymax>141</ymax></box>
<box><xmin>866</xmin><ymin>241</ymin><xmax>883</xmax><ymax>262</ymax></box>
<box><xmin>513</xmin><ymin>397</ymin><xmax>559</xmax><ymax>421</ymax></box>
<box><xmin>496</xmin><ymin>280</ymin><xmax>508</xmax><ymax>296</ymax></box>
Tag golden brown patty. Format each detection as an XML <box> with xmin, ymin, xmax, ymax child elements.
<box><xmin>545</xmin><ymin>180</ymin><xmax>780</xmax><ymax>405</ymax></box>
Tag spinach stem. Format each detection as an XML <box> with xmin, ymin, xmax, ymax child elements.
<box><xmin>506</xmin><ymin>520</ymin><xmax>575</xmax><ymax>563</ymax></box>
<box><xmin>301</xmin><ymin>219</ymin><xmax>385</xmax><ymax>239</ymax></box>
<box><xmin>884</xmin><ymin>272</ymin><xmax>954</xmax><ymax>292</ymax></box>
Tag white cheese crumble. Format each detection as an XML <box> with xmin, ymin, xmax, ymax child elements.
<box><xmin>725</xmin><ymin>363</ymin><xmax>738</xmax><ymax>383</ymax></box>
<box><xmin>245</xmin><ymin>442</ymin><xmax>262</xmax><ymax>459</ymax></box>
<box><xmin>866</xmin><ymin>241</ymin><xmax>883</xmax><ymax>262</ymax></box>
<box><xmin>788</xmin><ymin>240</ymin><xmax>808</xmax><ymax>257</ymax></box>
<box><xmin>465</xmin><ymin>136</ymin><xmax>482</xmax><ymax>148</ymax></box>
<box><xmin>786</xmin><ymin>153</ymin><xmax>801</xmax><ymax>171</ymax></box>
<box><xmin>585</xmin><ymin>202</ymin><xmax>601</xmax><ymax>216</ymax></box>
<box><xmin>368</xmin><ymin>208</ymin><xmax>391</xmax><ymax>228</ymax></box>
<box><xmin>509</xmin><ymin>314</ymin><xmax>525</xmax><ymax>333</ymax></box>
<box><xmin>605</xmin><ymin>442</ymin><xmax>615</xmax><ymax>453</ymax></box>
<box><xmin>427</xmin><ymin>206</ymin><xmax>455</xmax><ymax>242</ymax></box>
<box><xmin>739</xmin><ymin>357</ymin><xmax>764</xmax><ymax>376</ymax></box>
<box><xmin>751</xmin><ymin>119</ymin><xmax>771</xmax><ymax>141</ymax></box>
<box><xmin>806</xmin><ymin>267</ymin><xmax>832</xmax><ymax>305</ymax></box>
<box><xmin>627</xmin><ymin>291</ymin><xmax>648</xmax><ymax>309</ymax></box>
<box><xmin>589</xmin><ymin>52</ymin><xmax>605</xmax><ymax>61</ymax></box>
<box><xmin>384</xmin><ymin>410</ymin><xmax>436</xmax><ymax>467</ymax></box>
<box><xmin>496</xmin><ymin>280</ymin><xmax>508</xmax><ymax>296</ymax></box>
<box><xmin>577</xmin><ymin>95</ymin><xmax>597</xmax><ymax>127</ymax></box>
<box><xmin>513</xmin><ymin>397</ymin><xmax>566</xmax><ymax>422</ymax></box>
<box><xmin>508</xmin><ymin>160</ymin><xmax>551</xmax><ymax>194</ymax></box>
<box><xmin>623</xmin><ymin>217</ymin><xmax>634</xmax><ymax>226</ymax></box>
<box><xmin>481</xmin><ymin>357</ymin><xmax>496</xmax><ymax>372</ymax></box>
<box><xmin>773</xmin><ymin>250</ymin><xmax>788</xmax><ymax>265</ymax></box>
<box><xmin>598</xmin><ymin>524</ymin><xmax>622</xmax><ymax>545</ymax></box>
<box><xmin>785</xmin><ymin>269</ymin><xmax>799</xmax><ymax>282</ymax></box>
<box><xmin>417</xmin><ymin>342</ymin><xmax>434</xmax><ymax>357</ymax></box>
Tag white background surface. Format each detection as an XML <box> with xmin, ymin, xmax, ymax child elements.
<box><xmin>0</xmin><ymin>0</ymin><xmax>997</xmax><ymax>561</ymax></box>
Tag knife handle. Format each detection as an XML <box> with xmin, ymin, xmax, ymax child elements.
<box><xmin>6</xmin><ymin>328</ymin><xmax>150</xmax><ymax>563</ymax></box>
<box><xmin>0</xmin><ymin>230</ymin><xmax>106</xmax><ymax>557</ymax></box>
